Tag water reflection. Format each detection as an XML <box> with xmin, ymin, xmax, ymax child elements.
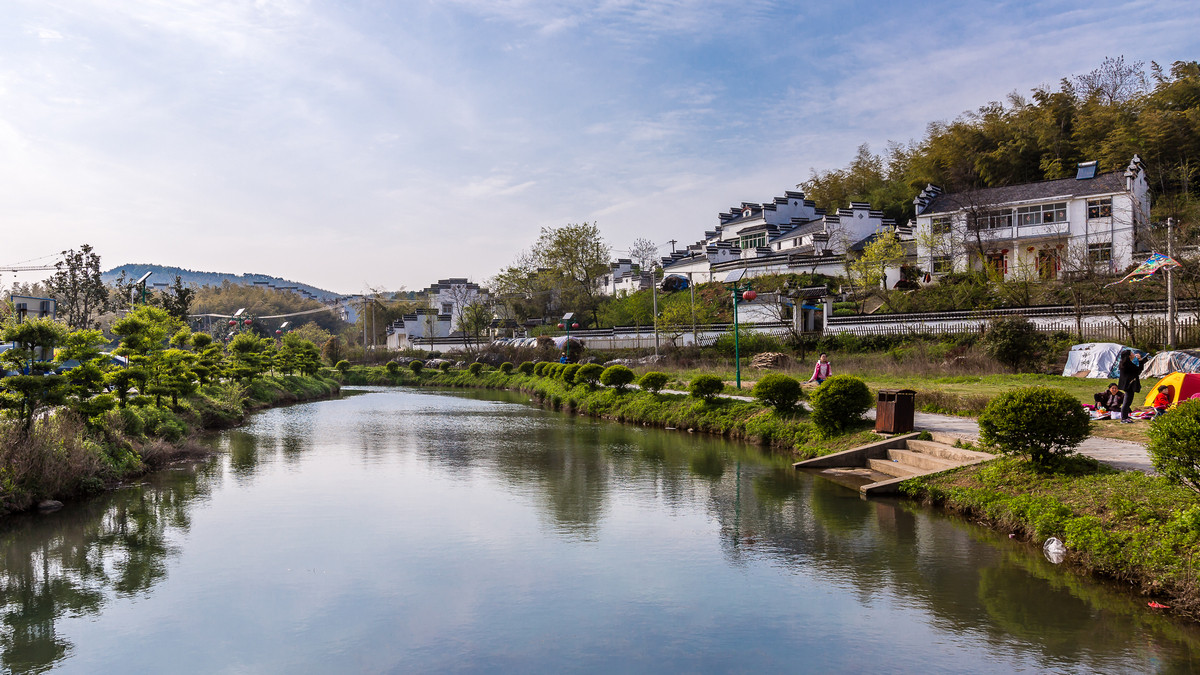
<box><xmin>0</xmin><ymin>386</ymin><xmax>1198</xmax><ymax>672</ymax></box>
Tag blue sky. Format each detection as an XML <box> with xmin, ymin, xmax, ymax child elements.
<box><xmin>2</xmin><ymin>0</ymin><xmax>1197</xmax><ymax>294</ymax></box>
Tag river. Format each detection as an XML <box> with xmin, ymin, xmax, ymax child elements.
<box><xmin>1</xmin><ymin>386</ymin><xmax>1198</xmax><ymax>673</ymax></box>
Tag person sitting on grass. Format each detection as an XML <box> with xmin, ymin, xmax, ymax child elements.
<box><xmin>807</xmin><ymin>353</ymin><xmax>831</xmax><ymax>385</ymax></box>
<box><xmin>1152</xmin><ymin>385</ymin><xmax>1172</xmax><ymax>418</ymax></box>
<box><xmin>1094</xmin><ymin>383</ymin><xmax>1124</xmax><ymax>414</ymax></box>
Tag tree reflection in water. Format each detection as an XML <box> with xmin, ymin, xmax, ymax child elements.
<box><xmin>0</xmin><ymin>459</ymin><xmax>217</xmax><ymax>673</ymax></box>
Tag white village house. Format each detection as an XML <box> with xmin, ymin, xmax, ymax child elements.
<box><xmin>384</xmin><ymin>278</ymin><xmax>490</xmax><ymax>350</ymax></box>
<box><xmin>657</xmin><ymin>188</ymin><xmax>913</xmax><ymax>287</ymax></box>
<box><xmin>913</xmin><ymin>156</ymin><xmax>1150</xmax><ymax>279</ymax></box>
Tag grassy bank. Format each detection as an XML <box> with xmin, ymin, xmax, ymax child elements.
<box><xmin>330</xmin><ymin>365</ymin><xmax>880</xmax><ymax>457</ymax></box>
<box><xmin>0</xmin><ymin>374</ymin><xmax>340</xmax><ymax>515</ymax></box>
<box><xmin>902</xmin><ymin>456</ymin><xmax>1200</xmax><ymax>617</ymax></box>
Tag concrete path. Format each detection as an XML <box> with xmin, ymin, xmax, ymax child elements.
<box><xmin>659</xmin><ymin>387</ymin><xmax>1155</xmax><ymax>473</ymax></box>
<box><xmin>866</xmin><ymin>408</ymin><xmax>1154</xmax><ymax>474</ymax></box>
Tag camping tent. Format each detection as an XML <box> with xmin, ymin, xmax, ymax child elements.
<box><xmin>1062</xmin><ymin>343</ymin><xmax>1144</xmax><ymax>379</ymax></box>
<box><xmin>1142</xmin><ymin>350</ymin><xmax>1200</xmax><ymax>378</ymax></box>
<box><xmin>1143</xmin><ymin>372</ymin><xmax>1200</xmax><ymax>407</ymax></box>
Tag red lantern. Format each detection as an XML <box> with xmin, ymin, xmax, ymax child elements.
<box><xmin>228</xmin><ymin>320</ymin><xmax>236</xmax><ymax>326</ymax></box>
<box><xmin>571</xmin><ymin>323</ymin><xmax>579</xmax><ymax>329</ymax></box>
<box><xmin>742</xmin><ymin>290</ymin><xmax>757</xmax><ymax>302</ymax></box>
<box><xmin>275</xmin><ymin>330</ymin><xmax>282</xmax><ymax>335</ymax></box>
<box><xmin>243</xmin><ymin>319</ymin><xmax>252</xmax><ymax>326</ymax></box>
<box><xmin>557</xmin><ymin>323</ymin><xmax>565</xmax><ymax>329</ymax></box>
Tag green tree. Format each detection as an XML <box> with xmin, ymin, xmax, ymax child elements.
<box><xmin>47</xmin><ymin>244</ymin><xmax>109</xmax><ymax>329</ymax></box>
<box><xmin>228</xmin><ymin>333</ymin><xmax>271</xmax><ymax>382</ymax></box>
<box><xmin>109</xmin><ymin>306</ymin><xmax>182</xmax><ymax>408</ymax></box>
<box><xmin>157</xmin><ymin>276</ymin><xmax>195</xmax><ymax>322</ymax></box>
<box><xmin>0</xmin><ymin>318</ymin><xmax>69</xmax><ymax>433</ymax></box>
<box><xmin>57</xmin><ymin>328</ymin><xmax>117</xmax><ymax>420</ymax></box>
<box><xmin>979</xmin><ymin>387</ymin><xmax>1091</xmax><ymax>466</ymax></box>
<box><xmin>531</xmin><ymin>222</ymin><xmax>611</xmax><ymax>326</ymax></box>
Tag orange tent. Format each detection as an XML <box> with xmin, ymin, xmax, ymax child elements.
<box><xmin>1143</xmin><ymin>372</ymin><xmax>1200</xmax><ymax>407</ymax></box>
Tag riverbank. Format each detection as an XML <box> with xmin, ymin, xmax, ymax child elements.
<box><xmin>331</xmin><ymin>365</ymin><xmax>881</xmax><ymax>456</ymax></box>
<box><xmin>902</xmin><ymin>456</ymin><xmax>1200</xmax><ymax>618</ymax></box>
<box><xmin>0</xmin><ymin>374</ymin><xmax>340</xmax><ymax>516</ymax></box>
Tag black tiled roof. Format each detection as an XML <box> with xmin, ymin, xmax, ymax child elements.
<box><xmin>924</xmin><ymin>172</ymin><xmax>1126</xmax><ymax>214</ymax></box>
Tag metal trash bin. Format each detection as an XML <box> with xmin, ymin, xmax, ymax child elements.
<box><xmin>875</xmin><ymin>389</ymin><xmax>916</xmax><ymax>433</ymax></box>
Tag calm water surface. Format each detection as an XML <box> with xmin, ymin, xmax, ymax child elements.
<box><xmin>2</xmin><ymin>386</ymin><xmax>1199</xmax><ymax>673</ymax></box>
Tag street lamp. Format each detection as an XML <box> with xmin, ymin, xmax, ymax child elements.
<box><xmin>135</xmin><ymin>271</ymin><xmax>153</xmax><ymax>306</ymax></box>
<box><xmin>724</xmin><ymin>269</ymin><xmax>755</xmax><ymax>389</ymax></box>
<box><xmin>558</xmin><ymin>312</ymin><xmax>579</xmax><ymax>362</ymax></box>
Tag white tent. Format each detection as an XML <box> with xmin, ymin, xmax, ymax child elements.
<box><xmin>1061</xmin><ymin>343</ymin><xmax>1132</xmax><ymax>379</ymax></box>
<box><xmin>1142</xmin><ymin>350</ymin><xmax>1200</xmax><ymax>378</ymax></box>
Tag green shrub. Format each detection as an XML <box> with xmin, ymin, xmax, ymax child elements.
<box><xmin>576</xmin><ymin>364</ymin><xmax>604</xmax><ymax>387</ymax></box>
<box><xmin>439</xmin><ymin>361</ymin><xmax>452</xmax><ymax>372</ymax></box>
<box><xmin>500</xmin><ymin>362</ymin><xmax>514</xmax><ymax>374</ymax></box>
<box><xmin>978</xmin><ymin>386</ymin><xmax>1091</xmax><ymax>466</ymax></box>
<box><xmin>808</xmin><ymin>375</ymin><xmax>873</xmax><ymax>434</ymax></box>
<box><xmin>469</xmin><ymin>362</ymin><xmax>484</xmax><ymax>376</ymax></box>
<box><xmin>832</xmin><ymin>308</ymin><xmax>857</xmax><ymax>317</ymax></box>
<box><xmin>533</xmin><ymin>362</ymin><xmax>548</xmax><ymax>376</ymax></box>
<box><xmin>752</xmin><ymin>373</ymin><xmax>803</xmax><ymax>412</ymax></box>
<box><xmin>688</xmin><ymin>374</ymin><xmax>725</xmax><ymax>401</ymax></box>
<box><xmin>1148</xmin><ymin>399</ymin><xmax>1200</xmax><ymax>492</ymax></box>
<box><xmin>334</xmin><ymin>360</ymin><xmax>350</xmax><ymax>373</ymax></box>
<box><xmin>600</xmin><ymin>365</ymin><xmax>636</xmax><ymax>392</ymax></box>
<box><xmin>385</xmin><ymin>361</ymin><xmax>400</xmax><ymax>375</ymax></box>
<box><xmin>981</xmin><ymin>316</ymin><xmax>1045</xmax><ymax>372</ymax></box>
<box><xmin>712</xmin><ymin>328</ymin><xmax>783</xmax><ymax>357</ymax></box>
<box><xmin>518</xmin><ymin>361</ymin><xmax>535</xmax><ymax>375</ymax></box>
<box><xmin>409</xmin><ymin>360</ymin><xmax>424</xmax><ymax>374</ymax></box>
<box><xmin>638</xmin><ymin>371</ymin><xmax>670</xmax><ymax>394</ymax></box>
<box><xmin>561</xmin><ymin>363</ymin><xmax>581</xmax><ymax>384</ymax></box>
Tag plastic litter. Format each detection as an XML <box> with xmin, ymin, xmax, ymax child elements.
<box><xmin>1043</xmin><ymin>537</ymin><xmax>1067</xmax><ymax>564</ymax></box>
<box><xmin>1148</xmin><ymin>601</ymin><xmax>1171</xmax><ymax>609</ymax></box>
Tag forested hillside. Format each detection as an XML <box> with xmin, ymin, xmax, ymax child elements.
<box><xmin>101</xmin><ymin>264</ymin><xmax>340</xmax><ymax>301</ymax></box>
<box><xmin>802</xmin><ymin>58</ymin><xmax>1200</xmax><ymax>228</ymax></box>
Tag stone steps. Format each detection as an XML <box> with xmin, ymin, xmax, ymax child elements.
<box><xmin>794</xmin><ymin>431</ymin><xmax>997</xmax><ymax>495</ymax></box>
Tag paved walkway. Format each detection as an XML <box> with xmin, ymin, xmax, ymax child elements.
<box><xmin>867</xmin><ymin>408</ymin><xmax>1154</xmax><ymax>473</ymax></box>
<box><xmin>661</xmin><ymin>387</ymin><xmax>1154</xmax><ymax>473</ymax></box>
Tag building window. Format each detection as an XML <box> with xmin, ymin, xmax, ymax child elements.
<box><xmin>739</xmin><ymin>234</ymin><xmax>766</xmax><ymax>249</ymax></box>
<box><xmin>985</xmin><ymin>252</ymin><xmax>1008</xmax><ymax>276</ymax></box>
<box><xmin>1088</xmin><ymin>242</ymin><xmax>1113</xmax><ymax>263</ymax></box>
<box><xmin>1036</xmin><ymin>249</ymin><xmax>1060</xmax><ymax>280</ymax></box>
<box><xmin>931</xmin><ymin>216</ymin><xmax>951</xmax><ymax>235</ymax></box>
<box><xmin>441</xmin><ymin>303</ymin><xmax>453</xmax><ymax>314</ymax></box>
<box><xmin>932</xmin><ymin>256</ymin><xmax>953</xmax><ymax>274</ymax></box>
<box><xmin>1087</xmin><ymin>198</ymin><xmax>1113</xmax><ymax>219</ymax></box>
<box><xmin>984</xmin><ymin>210</ymin><xmax>1012</xmax><ymax>229</ymax></box>
<box><xmin>1016</xmin><ymin>202</ymin><xmax>1068</xmax><ymax>226</ymax></box>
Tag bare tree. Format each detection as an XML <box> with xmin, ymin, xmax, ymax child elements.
<box><xmin>1074</xmin><ymin>56</ymin><xmax>1147</xmax><ymax>105</ymax></box>
<box><xmin>628</xmin><ymin>238</ymin><xmax>660</xmax><ymax>271</ymax></box>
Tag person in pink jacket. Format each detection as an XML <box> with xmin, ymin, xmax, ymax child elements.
<box><xmin>808</xmin><ymin>353</ymin><xmax>832</xmax><ymax>384</ymax></box>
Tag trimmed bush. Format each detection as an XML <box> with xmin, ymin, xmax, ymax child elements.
<box><xmin>600</xmin><ymin>365</ymin><xmax>636</xmax><ymax>392</ymax></box>
<box><xmin>982</xmin><ymin>316</ymin><xmax>1044</xmax><ymax>372</ymax></box>
<box><xmin>518</xmin><ymin>361</ymin><xmax>535</xmax><ymax>375</ymax></box>
<box><xmin>1148</xmin><ymin>399</ymin><xmax>1200</xmax><ymax>492</ymax></box>
<box><xmin>978</xmin><ymin>386</ymin><xmax>1091</xmax><ymax>466</ymax></box>
<box><xmin>752</xmin><ymin>373</ymin><xmax>803</xmax><ymax>412</ymax></box>
<box><xmin>689</xmin><ymin>374</ymin><xmax>725</xmax><ymax>401</ymax></box>
<box><xmin>561</xmin><ymin>364</ymin><xmax>581</xmax><ymax>384</ymax></box>
<box><xmin>468</xmin><ymin>362</ymin><xmax>484</xmax><ymax>376</ymax></box>
<box><xmin>638</xmin><ymin>371</ymin><xmax>670</xmax><ymax>394</ymax></box>
<box><xmin>409</xmin><ymin>360</ymin><xmax>424</xmax><ymax>374</ymax></box>
<box><xmin>808</xmin><ymin>375</ymin><xmax>872</xmax><ymax>434</ymax></box>
<box><xmin>385</xmin><ymin>361</ymin><xmax>400</xmax><ymax>375</ymax></box>
<box><xmin>576</xmin><ymin>364</ymin><xmax>604</xmax><ymax>387</ymax></box>
<box><xmin>533</xmin><ymin>362</ymin><xmax>548</xmax><ymax>377</ymax></box>
<box><xmin>499</xmin><ymin>362</ymin><xmax>514</xmax><ymax>374</ymax></box>
<box><xmin>439</xmin><ymin>361</ymin><xmax>452</xmax><ymax>372</ymax></box>
<box><xmin>334</xmin><ymin>360</ymin><xmax>350</xmax><ymax>373</ymax></box>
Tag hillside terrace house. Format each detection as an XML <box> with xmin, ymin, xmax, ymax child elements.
<box><xmin>913</xmin><ymin>156</ymin><xmax>1150</xmax><ymax>280</ymax></box>
<box><xmin>658</xmin><ymin>188</ymin><xmax>913</xmax><ymax>285</ymax></box>
<box><xmin>384</xmin><ymin>309</ymin><xmax>452</xmax><ymax>350</ymax></box>
<box><xmin>385</xmin><ymin>278</ymin><xmax>490</xmax><ymax>350</ymax></box>
<box><xmin>597</xmin><ymin>259</ymin><xmax>654</xmax><ymax>296</ymax></box>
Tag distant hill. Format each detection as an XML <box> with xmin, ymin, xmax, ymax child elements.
<box><xmin>101</xmin><ymin>264</ymin><xmax>344</xmax><ymax>301</ymax></box>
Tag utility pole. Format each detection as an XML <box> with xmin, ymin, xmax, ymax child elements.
<box><xmin>668</xmin><ymin>239</ymin><xmax>677</xmax><ymax>253</ymax></box>
<box><xmin>688</xmin><ymin>272</ymin><xmax>696</xmax><ymax>347</ymax></box>
<box><xmin>651</xmin><ymin>265</ymin><xmax>659</xmax><ymax>357</ymax></box>
<box><xmin>1168</xmin><ymin>217</ymin><xmax>1177</xmax><ymax>348</ymax></box>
